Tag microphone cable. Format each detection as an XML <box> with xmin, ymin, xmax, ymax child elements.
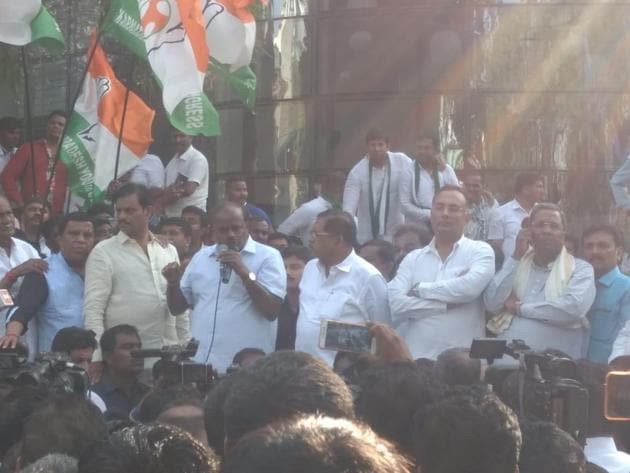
<box><xmin>204</xmin><ymin>260</ymin><xmax>223</xmax><ymax>366</ymax></box>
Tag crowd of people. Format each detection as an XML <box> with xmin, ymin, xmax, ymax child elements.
<box><xmin>0</xmin><ymin>115</ymin><xmax>630</xmax><ymax>472</ymax></box>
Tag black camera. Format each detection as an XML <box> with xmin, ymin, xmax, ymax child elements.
<box><xmin>0</xmin><ymin>348</ymin><xmax>89</xmax><ymax>395</ymax></box>
<box><xmin>470</xmin><ymin>338</ymin><xmax>589</xmax><ymax>445</ymax></box>
<box><xmin>131</xmin><ymin>339</ymin><xmax>215</xmax><ymax>386</ymax></box>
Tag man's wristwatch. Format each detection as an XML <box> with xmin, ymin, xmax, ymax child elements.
<box><xmin>246</xmin><ymin>272</ymin><xmax>256</xmax><ymax>282</ymax></box>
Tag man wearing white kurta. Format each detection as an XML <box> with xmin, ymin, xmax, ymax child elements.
<box><xmin>487</xmin><ymin>172</ymin><xmax>545</xmax><ymax>263</ymax></box>
<box><xmin>342</xmin><ymin>129</ymin><xmax>411</xmax><ymax>245</ymax></box>
<box><xmin>388</xmin><ymin>186</ymin><xmax>495</xmax><ymax>360</ymax></box>
<box><xmin>484</xmin><ymin>203</ymin><xmax>596</xmax><ymax>360</ymax></box>
<box><xmin>163</xmin><ymin>131</ymin><xmax>209</xmax><ymax>217</ymax></box>
<box><xmin>295</xmin><ymin>209</ymin><xmax>391</xmax><ymax>365</ymax></box>
<box><xmin>399</xmin><ymin>135</ymin><xmax>459</xmax><ymax>224</ymax></box>
<box><xmin>164</xmin><ymin>202</ymin><xmax>286</xmax><ymax>372</ymax></box>
<box><xmin>278</xmin><ymin>171</ymin><xmax>345</xmax><ymax>245</ymax></box>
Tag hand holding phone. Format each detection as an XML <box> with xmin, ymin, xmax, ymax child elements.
<box><xmin>513</xmin><ymin>218</ymin><xmax>532</xmax><ymax>260</ymax></box>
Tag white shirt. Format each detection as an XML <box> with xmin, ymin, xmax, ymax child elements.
<box><xmin>84</xmin><ymin>232</ymin><xmax>190</xmax><ymax>361</ymax></box>
<box><xmin>487</xmin><ymin>199</ymin><xmax>530</xmax><ymax>260</ymax></box>
<box><xmin>399</xmin><ymin>162</ymin><xmax>460</xmax><ymax>223</ymax></box>
<box><xmin>0</xmin><ymin>144</ymin><xmax>16</xmax><ymax>176</ymax></box>
<box><xmin>585</xmin><ymin>437</ymin><xmax>630</xmax><ymax>473</ymax></box>
<box><xmin>295</xmin><ymin>250</ymin><xmax>391</xmax><ymax>365</ymax></box>
<box><xmin>164</xmin><ymin>146</ymin><xmax>209</xmax><ymax>217</ymax></box>
<box><xmin>180</xmin><ymin>236</ymin><xmax>286</xmax><ymax>372</ymax></box>
<box><xmin>0</xmin><ymin>238</ymin><xmax>41</xmax><ymax>358</ymax></box>
<box><xmin>277</xmin><ymin>196</ymin><xmax>332</xmax><ymax>245</ymax></box>
<box><xmin>483</xmin><ymin>256</ymin><xmax>596</xmax><ymax>360</ymax></box>
<box><xmin>388</xmin><ymin>236</ymin><xmax>495</xmax><ymax>360</ymax></box>
<box><xmin>130</xmin><ymin>154</ymin><xmax>165</xmax><ymax>189</ymax></box>
<box><xmin>610</xmin><ymin>321</ymin><xmax>630</xmax><ymax>362</ymax></box>
<box><xmin>342</xmin><ymin>152</ymin><xmax>412</xmax><ymax>244</ymax></box>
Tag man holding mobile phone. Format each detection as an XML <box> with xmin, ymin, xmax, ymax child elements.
<box><xmin>399</xmin><ymin>134</ymin><xmax>459</xmax><ymax>224</ymax></box>
<box><xmin>162</xmin><ymin>129</ymin><xmax>209</xmax><ymax>217</ymax></box>
<box><xmin>295</xmin><ymin>209</ymin><xmax>391</xmax><ymax>365</ymax></box>
<box><xmin>484</xmin><ymin>203</ymin><xmax>596</xmax><ymax>359</ymax></box>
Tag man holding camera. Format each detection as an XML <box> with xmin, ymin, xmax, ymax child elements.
<box><xmin>484</xmin><ymin>203</ymin><xmax>596</xmax><ymax>359</ymax></box>
<box><xmin>399</xmin><ymin>134</ymin><xmax>459</xmax><ymax>225</ymax></box>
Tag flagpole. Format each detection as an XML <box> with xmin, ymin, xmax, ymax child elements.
<box><xmin>113</xmin><ymin>56</ymin><xmax>137</xmax><ymax>180</ymax></box>
<box><xmin>21</xmin><ymin>47</ymin><xmax>38</xmax><ymax>202</ymax></box>
<box><xmin>44</xmin><ymin>28</ymin><xmax>104</xmax><ymax>209</ymax></box>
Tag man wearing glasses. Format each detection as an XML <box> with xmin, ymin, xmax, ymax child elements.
<box><xmin>295</xmin><ymin>209</ymin><xmax>391</xmax><ymax>365</ymax></box>
<box><xmin>484</xmin><ymin>203</ymin><xmax>596</xmax><ymax>359</ymax></box>
<box><xmin>388</xmin><ymin>186</ymin><xmax>495</xmax><ymax>360</ymax></box>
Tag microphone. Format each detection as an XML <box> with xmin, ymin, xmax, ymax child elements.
<box><xmin>216</xmin><ymin>243</ymin><xmax>232</xmax><ymax>283</ymax></box>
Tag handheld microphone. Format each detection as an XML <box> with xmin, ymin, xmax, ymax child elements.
<box><xmin>216</xmin><ymin>243</ymin><xmax>231</xmax><ymax>283</ymax></box>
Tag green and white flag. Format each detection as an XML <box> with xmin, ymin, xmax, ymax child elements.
<box><xmin>0</xmin><ymin>1</ymin><xmax>64</xmax><ymax>51</ymax></box>
<box><xmin>103</xmin><ymin>0</ymin><xmax>219</xmax><ymax>137</ymax></box>
<box><xmin>59</xmin><ymin>37</ymin><xmax>155</xmax><ymax>209</ymax></box>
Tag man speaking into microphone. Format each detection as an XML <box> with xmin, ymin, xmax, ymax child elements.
<box><xmin>163</xmin><ymin>202</ymin><xmax>286</xmax><ymax>372</ymax></box>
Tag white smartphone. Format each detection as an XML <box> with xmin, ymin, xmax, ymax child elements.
<box><xmin>0</xmin><ymin>289</ymin><xmax>14</xmax><ymax>306</ymax></box>
<box><xmin>319</xmin><ymin>320</ymin><xmax>376</xmax><ymax>354</ymax></box>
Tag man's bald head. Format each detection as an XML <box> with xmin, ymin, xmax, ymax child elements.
<box><xmin>211</xmin><ymin>201</ymin><xmax>249</xmax><ymax>249</ymax></box>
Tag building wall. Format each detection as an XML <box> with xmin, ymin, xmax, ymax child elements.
<box><xmin>2</xmin><ymin>0</ymin><xmax>630</xmax><ymax>236</ymax></box>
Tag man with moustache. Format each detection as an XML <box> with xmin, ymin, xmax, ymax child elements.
<box><xmin>399</xmin><ymin>134</ymin><xmax>459</xmax><ymax>224</ymax></box>
<box><xmin>14</xmin><ymin>197</ymin><xmax>50</xmax><ymax>257</ymax></box>
<box><xmin>0</xmin><ymin>195</ymin><xmax>48</xmax><ymax>358</ymax></box>
<box><xmin>164</xmin><ymin>201</ymin><xmax>286</xmax><ymax>372</ymax></box>
<box><xmin>581</xmin><ymin>224</ymin><xmax>630</xmax><ymax>363</ymax></box>
<box><xmin>343</xmin><ymin>129</ymin><xmax>412</xmax><ymax>244</ymax></box>
<box><xmin>1</xmin><ymin>111</ymin><xmax>68</xmax><ymax>214</ymax></box>
<box><xmin>0</xmin><ymin>116</ymin><xmax>21</xmax><ymax>176</ymax></box>
<box><xmin>388</xmin><ymin>186</ymin><xmax>495</xmax><ymax>360</ymax></box>
<box><xmin>84</xmin><ymin>184</ymin><xmax>190</xmax><ymax>371</ymax></box>
<box><xmin>162</xmin><ymin>129</ymin><xmax>209</xmax><ymax>217</ymax></box>
<box><xmin>0</xmin><ymin>213</ymin><xmax>95</xmax><ymax>354</ymax></box>
<box><xmin>484</xmin><ymin>203</ymin><xmax>596</xmax><ymax>359</ymax></box>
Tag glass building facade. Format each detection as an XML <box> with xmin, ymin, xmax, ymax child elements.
<box><xmin>2</xmin><ymin>0</ymin><xmax>630</xmax><ymax>233</ymax></box>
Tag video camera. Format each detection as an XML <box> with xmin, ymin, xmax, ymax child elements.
<box><xmin>470</xmin><ymin>338</ymin><xmax>589</xmax><ymax>445</ymax></box>
<box><xmin>131</xmin><ymin>339</ymin><xmax>216</xmax><ymax>387</ymax></box>
<box><xmin>0</xmin><ymin>347</ymin><xmax>89</xmax><ymax>395</ymax></box>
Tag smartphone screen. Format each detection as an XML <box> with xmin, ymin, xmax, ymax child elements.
<box><xmin>320</xmin><ymin>320</ymin><xmax>373</xmax><ymax>353</ymax></box>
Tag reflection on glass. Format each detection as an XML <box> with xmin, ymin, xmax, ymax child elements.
<box><xmin>216</xmin><ymin>102</ymin><xmax>312</xmax><ymax>174</ymax></box>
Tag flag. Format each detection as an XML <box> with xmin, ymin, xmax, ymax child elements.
<box><xmin>0</xmin><ymin>1</ymin><xmax>64</xmax><ymax>51</ymax></box>
<box><xmin>104</xmin><ymin>0</ymin><xmax>219</xmax><ymax>137</ymax></box>
<box><xmin>202</xmin><ymin>0</ymin><xmax>256</xmax><ymax>71</ymax></box>
<box><xmin>105</xmin><ymin>0</ymin><xmax>258</xmax><ymax>111</ymax></box>
<box><xmin>59</xmin><ymin>36</ymin><xmax>154</xmax><ymax>208</ymax></box>
<box><xmin>203</xmin><ymin>0</ymin><xmax>258</xmax><ymax>108</ymax></box>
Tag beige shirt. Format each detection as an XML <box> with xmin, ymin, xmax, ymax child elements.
<box><xmin>84</xmin><ymin>231</ymin><xmax>190</xmax><ymax>360</ymax></box>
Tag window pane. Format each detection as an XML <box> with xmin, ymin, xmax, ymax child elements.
<box><xmin>216</xmin><ymin>101</ymin><xmax>313</xmax><ymax>174</ymax></box>
<box><xmin>317</xmin><ymin>8</ymin><xmax>472</xmax><ymax>95</ymax></box>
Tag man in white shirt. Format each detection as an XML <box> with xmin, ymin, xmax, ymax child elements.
<box><xmin>84</xmin><ymin>184</ymin><xmax>190</xmax><ymax>366</ymax></box>
<box><xmin>163</xmin><ymin>130</ymin><xmax>209</xmax><ymax>217</ymax></box>
<box><xmin>130</xmin><ymin>153</ymin><xmax>165</xmax><ymax>191</ymax></box>
<box><xmin>0</xmin><ymin>117</ymin><xmax>20</xmax><ymax>176</ymax></box>
<box><xmin>484</xmin><ymin>203</ymin><xmax>596</xmax><ymax>360</ymax></box>
<box><xmin>295</xmin><ymin>209</ymin><xmax>391</xmax><ymax>365</ymax></box>
<box><xmin>487</xmin><ymin>172</ymin><xmax>545</xmax><ymax>262</ymax></box>
<box><xmin>388</xmin><ymin>186</ymin><xmax>495</xmax><ymax>360</ymax></box>
<box><xmin>278</xmin><ymin>171</ymin><xmax>345</xmax><ymax>246</ymax></box>
<box><xmin>0</xmin><ymin>195</ymin><xmax>46</xmax><ymax>357</ymax></box>
<box><xmin>399</xmin><ymin>135</ymin><xmax>459</xmax><ymax>224</ymax></box>
<box><xmin>164</xmin><ymin>202</ymin><xmax>286</xmax><ymax>372</ymax></box>
<box><xmin>342</xmin><ymin>129</ymin><xmax>412</xmax><ymax>244</ymax></box>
